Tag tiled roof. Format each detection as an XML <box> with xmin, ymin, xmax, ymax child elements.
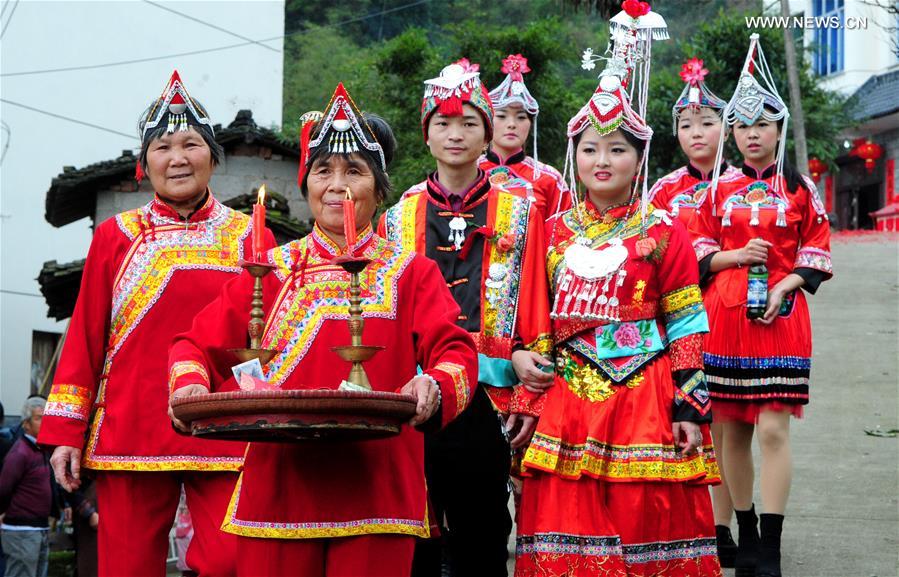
<box><xmin>37</xmin><ymin>259</ymin><xmax>85</xmax><ymax>321</ymax></box>
<box><xmin>214</xmin><ymin>109</ymin><xmax>298</xmax><ymax>157</ymax></box>
<box><xmin>848</xmin><ymin>70</ymin><xmax>899</xmax><ymax>122</ymax></box>
<box><xmin>45</xmin><ymin>110</ymin><xmax>298</xmax><ymax>227</ymax></box>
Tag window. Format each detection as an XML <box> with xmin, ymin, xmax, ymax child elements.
<box><xmin>813</xmin><ymin>0</ymin><xmax>845</xmax><ymax>76</ymax></box>
<box><xmin>793</xmin><ymin>11</ymin><xmax>805</xmax><ymax>46</ymax></box>
<box><xmin>31</xmin><ymin>331</ymin><xmax>62</xmax><ymax>396</ymax></box>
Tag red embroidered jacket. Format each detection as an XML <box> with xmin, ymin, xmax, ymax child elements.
<box><xmin>479</xmin><ymin>149</ymin><xmax>571</xmax><ymax>219</ymax></box>
<box><xmin>38</xmin><ymin>194</ymin><xmax>274</xmax><ymax>471</ymax></box>
<box><xmin>168</xmin><ymin>225</ymin><xmax>478</xmax><ymax>539</ymax></box>
<box><xmin>545</xmin><ymin>200</ymin><xmax>712</xmax><ymax>421</ymax></box>
<box><xmin>648</xmin><ymin>162</ymin><xmax>742</xmax><ymax>226</ymax></box>
<box><xmin>379</xmin><ymin>172</ymin><xmax>553</xmax><ymax>416</ymax></box>
<box><xmin>689</xmin><ymin>164</ymin><xmax>833</xmax><ymax>307</ymax></box>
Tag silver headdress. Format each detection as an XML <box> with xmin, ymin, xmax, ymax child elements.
<box><xmin>710</xmin><ymin>33</ymin><xmax>790</xmax><ymax>211</ymax></box>
<box><xmin>567</xmin><ymin>1</ymin><xmax>668</xmax><ymax>226</ymax></box>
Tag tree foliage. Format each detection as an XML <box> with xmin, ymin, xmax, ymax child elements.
<box><xmin>280</xmin><ymin>1</ymin><xmax>851</xmax><ymax>202</ymax></box>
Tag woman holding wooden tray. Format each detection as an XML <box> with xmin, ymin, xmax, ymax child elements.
<box><xmin>168</xmin><ymin>84</ymin><xmax>478</xmax><ymax>577</ymax></box>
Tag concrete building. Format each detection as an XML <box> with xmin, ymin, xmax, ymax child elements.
<box><xmin>0</xmin><ymin>1</ymin><xmax>285</xmax><ymax>416</ymax></box>
<box><xmin>787</xmin><ymin>0</ymin><xmax>899</xmax><ymax>229</ymax></box>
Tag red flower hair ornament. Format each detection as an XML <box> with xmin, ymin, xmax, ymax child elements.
<box><xmin>501</xmin><ymin>54</ymin><xmax>531</xmax><ymax>83</ymax></box>
<box><xmin>679</xmin><ymin>58</ymin><xmax>709</xmax><ymax>86</ymax></box>
<box><xmin>622</xmin><ymin>0</ymin><xmax>651</xmax><ymax>18</ymax></box>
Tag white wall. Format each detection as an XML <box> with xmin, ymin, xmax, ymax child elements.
<box><xmin>795</xmin><ymin>0</ymin><xmax>899</xmax><ymax>94</ymax></box>
<box><xmin>0</xmin><ymin>0</ymin><xmax>284</xmax><ymax>415</ymax></box>
<box><xmin>94</xmin><ymin>153</ymin><xmax>306</xmax><ymax>224</ymax></box>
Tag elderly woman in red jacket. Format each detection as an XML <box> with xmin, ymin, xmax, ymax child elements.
<box><xmin>169</xmin><ymin>84</ymin><xmax>478</xmax><ymax>577</ymax></box>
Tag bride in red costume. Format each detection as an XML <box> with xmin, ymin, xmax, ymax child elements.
<box><xmin>168</xmin><ymin>84</ymin><xmax>478</xmax><ymax>577</ymax></box>
<box><xmin>514</xmin><ymin>4</ymin><xmax>721</xmax><ymax>576</ymax></box>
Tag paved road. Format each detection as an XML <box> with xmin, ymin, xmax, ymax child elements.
<box><xmin>777</xmin><ymin>235</ymin><xmax>898</xmax><ymax>577</ymax></box>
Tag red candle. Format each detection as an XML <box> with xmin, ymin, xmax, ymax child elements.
<box><xmin>252</xmin><ymin>184</ymin><xmax>267</xmax><ymax>261</ymax></box>
<box><xmin>343</xmin><ymin>186</ymin><xmax>356</xmax><ymax>254</ymax></box>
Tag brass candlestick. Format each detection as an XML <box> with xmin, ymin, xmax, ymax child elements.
<box><xmin>229</xmin><ymin>260</ymin><xmax>280</xmax><ymax>366</ymax></box>
<box><xmin>331</xmin><ymin>257</ymin><xmax>383</xmax><ymax>390</ymax></box>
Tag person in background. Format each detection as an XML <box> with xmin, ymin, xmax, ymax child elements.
<box><xmin>173</xmin><ymin>488</ymin><xmax>193</xmax><ymax>577</ymax></box>
<box><xmin>647</xmin><ymin>56</ymin><xmax>744</xmax><ymax>568</ymax></box>
<box><xmin>0</xmin><ymin>400</ymin><xmax>5</xmax><ymax>577</ymax></box>
<box><xmin>0</xmin><ymin>398</ymin><xmax>53</xmax><ymax>577</ymax></box>
<box><xmin>0</xmin><ymin>402</ymin><xmax>15</xmax><ymax>463</ymax></box>
<box><xmin>480</xmin><ymin>54</ymin><xmax>569</xmax><ymax>219</ymax></box>
<box><xmin>65</xmin><ymin>479</ymin><xmax>98</xmax><ymax>577</ymax></box>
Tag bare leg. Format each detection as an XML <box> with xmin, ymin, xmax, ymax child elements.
<box><xmin>710</xmin><ymin>420</ymin><xmax>738</xmax><ymax>567</ymax></box>
<box><xmin>722</xmin><ymin>420</ymin><xmax>756</xmax><ymax>510</ymax></box>
<box><xmin>756</xmin><ymin>410</ymin><xmax>792</xmax><ymax>514</ymax></box>
<box><xmin>724</xmin><ymin>419</ymin><xmax>761</xmax><ymax>576</ymax></box>
<box><xmin>710</xmin><ymin>421</ymin><xmax>734</xmax><ymax>525</ymax></box>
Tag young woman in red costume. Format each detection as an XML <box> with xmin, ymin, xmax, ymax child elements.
<box><xmin>515</xmin><ymin>5</ymin><xmax>721</xmax><ymax>576</ymax></box>
<box><xmin>648</xmin><ymin>57</ymin><xmax>743</xmax><ymax>568</ymax></box>
<box><xmin>690</xmin><ymin>35</ymin><xmax>832</xmax><ymax>577</ymax></box>
<box><xmin>480</xmin><ymin>54</ymin><xmax>570</xmax><ymax>219</ymax></box>
<box><xmin>649</xmin><ymin>57</ymin><xmax>742</xmax><ymax>226</ymax></box>
<box><xmin>168</xmin><ymin>84</ymin><xmax>478</xmax><ymax>577</ymax></box>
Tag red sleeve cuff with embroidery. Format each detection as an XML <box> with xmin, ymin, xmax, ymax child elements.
<box><xmin>428</xmin><ymin>361</ymin><xmax>475</xmax><ymax>429</ymax></box>
<box><xmin>168</xmin><ymin>359</ymin><xmax>212</xmax><ymax>396</ymax></box>
<box><xmin>509</xmin><ymin>385</ymin><xmax>546</xmax><ymax>417</ymax></box>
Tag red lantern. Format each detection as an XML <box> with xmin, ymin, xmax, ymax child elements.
<box><xmin>851</xmin><ymin>140</ymin><xmax>883</xmax><ymax>173</ymax></box>
<box><xmin>808</xmin><ymin>157</ymin><xmax>827</xmax><ymax>181</ymax></box>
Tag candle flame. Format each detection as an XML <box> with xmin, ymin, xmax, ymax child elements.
<box><xmin>257</xmin><ymin>184</ymin><xmax>267</xmax><ymax>205</ymax></box>
<box><xmin>345</xmin><ymin>185</ymin><xmax>353</xmax><ymax>200</ymax></box>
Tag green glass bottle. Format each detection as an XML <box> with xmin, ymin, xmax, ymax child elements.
<box><xmin>746</xmin><ymin>263</ymin><xmax>768</xmax><ymax>319</ymax></box>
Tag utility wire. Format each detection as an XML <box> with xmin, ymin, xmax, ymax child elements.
<box><xmin>142</xmin><ymin>0</ymin><xmax>279</xmax><ymax>53</ymax></box>
<box><xmin>1</xmin><ymin>0</ymin><xmax>431</xmax><ymax>78</ymax></box>
<box><xmin>1</xmin><ymin>40</ymin><xmax>266</xmax><ymax>78</ymax></box>
<box><xmin>0</xmin><ymin>289</ymin><xmax>44</xmax><ymax>298</ymax></box>
<box><xmin>1</xmin><ymin>0</ymin><xmax>19</xmax><ymax>39</ymax></box>
<box><xmin>0</xmin><ymin>120</ymin><xmax>10</xmax><ymax>166</ymax></box>
<box><xmin>0</xmin><ymin>99</ymin><xmax>137</xmax><ymax>140</ymax></box>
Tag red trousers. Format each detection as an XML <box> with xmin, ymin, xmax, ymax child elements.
<box><xmin>95</xmin><ymin>470</ymin><xmax>238</xmax><ymax>577</ymax></box>
<box><xmin>236</xmin><ymin>534</ymin><xmax>415</xmax><ymax>577</ymax></box>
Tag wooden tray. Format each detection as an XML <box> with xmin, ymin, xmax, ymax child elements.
<box><xmin>171</xmin><ymin>389</ymin><xmax>417</xmax><ymax>442</ymax></box>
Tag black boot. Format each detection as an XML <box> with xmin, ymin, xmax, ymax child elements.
<box><xmin>756</xmin><ymin>513</ymin><xmax>784</xmax><ymax>577</ymax></box>
<box><xmin>716</xmin><ymin>524</ymin><xmax>738</xmax><ymax>568</ymax></box>
<box><xmin>734</xmin><ymin>505</ymin><xmax>760</xmax><ymax>577</ymax></box>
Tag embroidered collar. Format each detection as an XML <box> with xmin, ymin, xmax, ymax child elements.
<box><xmin>485</xmin><ymin>148</ymin><xmax>526</xmax><ymax>166</ymax></box>
<box><xmin>426</xmin><ymin>169</ymin><xmax>490</xmax><ymax>211</ymax></box>
<box><xmin>150</xmin><ymin>190</ymin><xmax>214</xmax><ymax>223</ymax></box>
<box><xmin>742</xmin><ymin>163</ymin><xmax>777</xmax><ymax>180</ymax></box>
<box><xmin>583</xmin><ymin>195</ymin><xmax>636</xmax><ymax>222</ymax></box>
<box><xmin>687</xmin><ymin>160</ymin><xmax>729</xmax><ymax>181</ymax></box>
<box><xmin>310</xmin><ymin>221</ymin><xmax>375</xmax><ymax>259</ymax></box>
